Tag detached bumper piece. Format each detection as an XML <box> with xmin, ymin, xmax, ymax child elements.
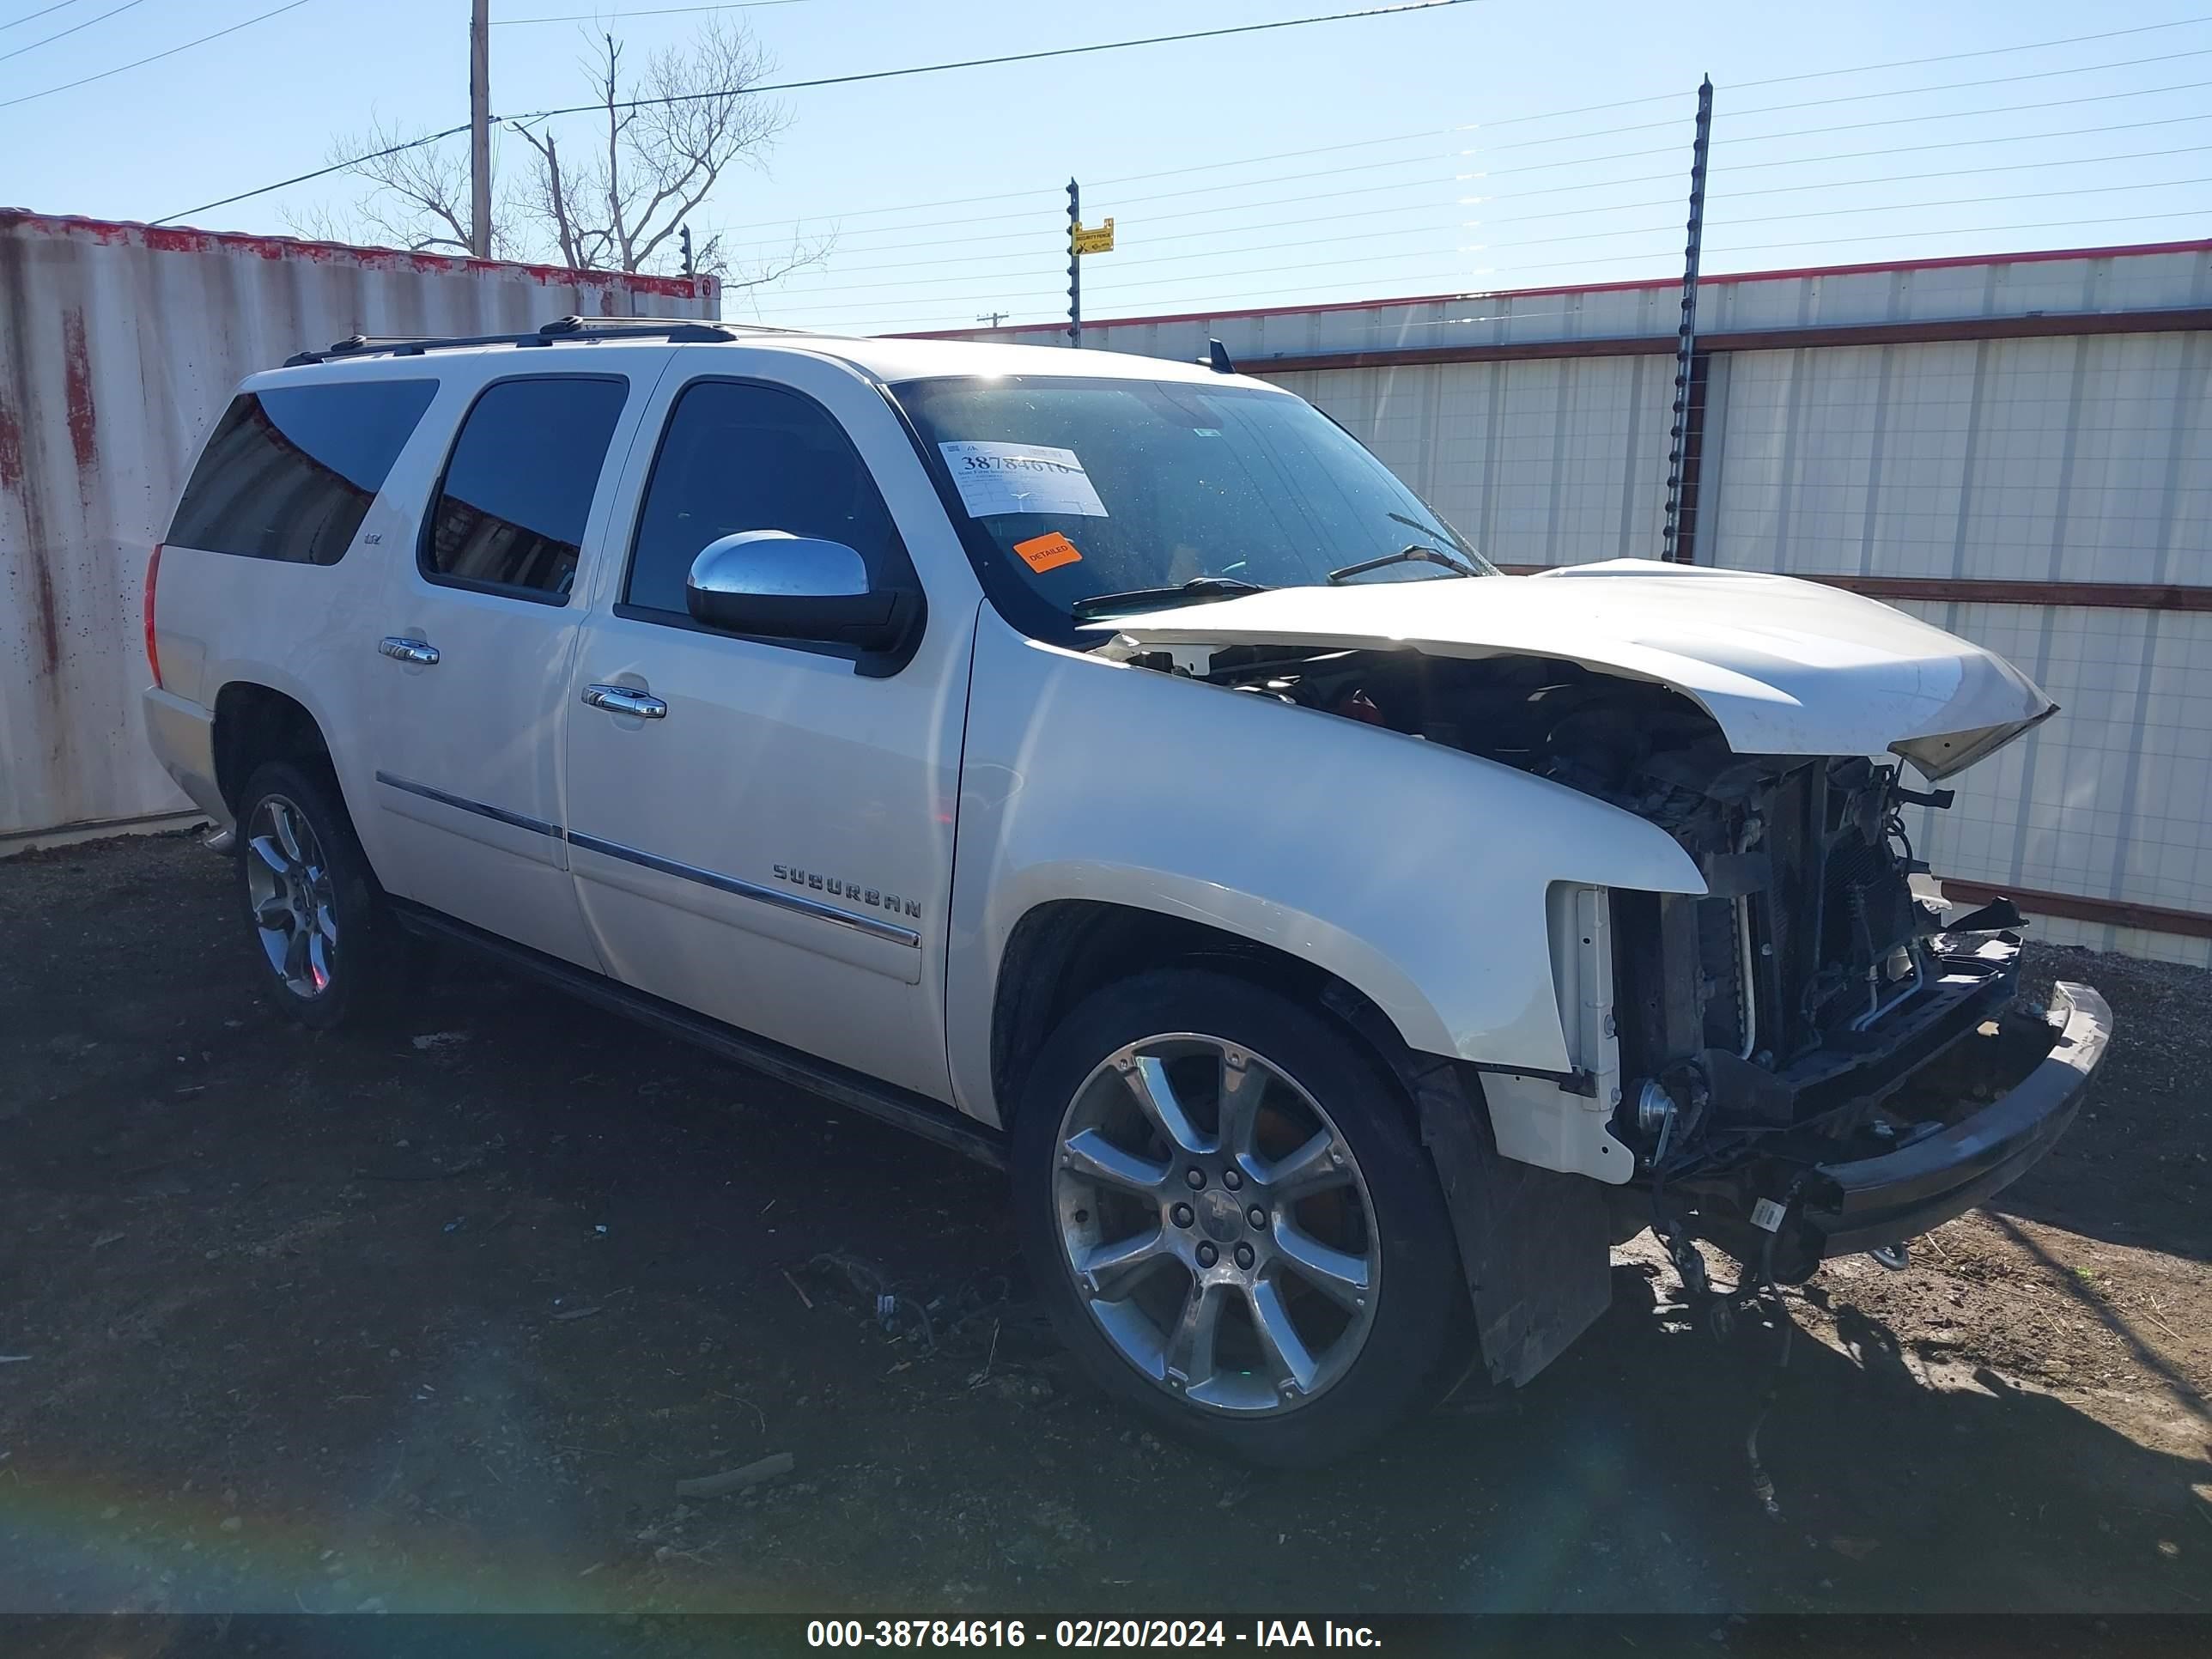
<box><xmin>1802</xmin><ymin>980</ymin><xmax>2111</xmax><ymax>1255</ymax></box>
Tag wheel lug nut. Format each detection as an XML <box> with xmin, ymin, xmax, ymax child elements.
<box><xmin>1234</xmin><ymin>1243</ymin><xmax>1255</xmax><ymax>1270</ymax></box>
<box><xmin>1184</xmin><ymin>1168</ymin><xmax>1206</xmax><ymax>1190</ymax></box>
<box><xmin>1222</xmin><ymin>1168</ymin><xmax>1243</xmax><ymax>1191</ymax></box>
<box><xmin>1195</xmin><ymin>1243</ymin><xmax>1218</xmax><ymax>1268</ymax></box>
<box><xmin>1171</xmin><ymin>1203</ymin><xmax>1194</xmax><ymax>1228</ymax></box>
<box><xmin>1248</xmin><ymin>1206</ymin><xmax>1267</xmax><ymax>1231</ymax></box>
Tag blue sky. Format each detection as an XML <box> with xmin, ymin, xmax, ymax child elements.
<box><xmin>6</xmin><ymin>0</ymin><xmax>2210</xmax><ymax>333</ymax></box>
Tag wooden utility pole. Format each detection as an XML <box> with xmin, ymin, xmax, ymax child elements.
<box><xmin>469</xmin><ymin>0</ymin><xmax>492</xmax><ymax>258</ymax></box>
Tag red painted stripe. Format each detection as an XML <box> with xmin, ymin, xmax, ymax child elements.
<box><xmin>0</xmin><ymin>209</ymin><xmax>715</xmax><ymax>301</ymax></box>
<box><xmin>1938</xmin><ymin>879</ymin><xmax>2212</xmax><ymax>941</ymax></box>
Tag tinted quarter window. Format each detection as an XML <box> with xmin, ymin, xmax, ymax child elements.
<box><xmin>625</xmin><ymin>380</ymin><xmax>899</xmax><ymax>616</ymax></box>
<box><xmin>167</xmin><ymin>380</ymin><xmax>437</xmax><ymax>565</ymax></box>
<box><xmin>423</xmin><ymin>377</ymin><xmax>629</xmax><ymax>600</ymax></box>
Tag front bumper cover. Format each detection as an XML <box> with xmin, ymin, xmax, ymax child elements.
<box><xmin>1799</xmin><ymin>979</ymin><xmax>2111</xmax><ymax>1254</ymax></box>
<box><xmin>1668</xmin><ymin>977</ymin><xmax>2112</xmax><ymax>1275</ymax></box>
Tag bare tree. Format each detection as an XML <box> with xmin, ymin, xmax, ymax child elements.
<box><xmin>288</xmin><ymin>118</ymin><xmax>520</xmax><ymax>259</ymax></box>
<box><xmin>301</xmin><ymin>16</ymin><xmax>824</xmax><ymax>285</ymax></box>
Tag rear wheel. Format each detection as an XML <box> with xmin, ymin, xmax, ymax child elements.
<box><xmin>234</xmin><ymin>761</ymin><xmax>410</xmax><ymax>1030</ymax></box>
<box><xmin>1012</xmin><ymin>969</ymin><xmax>1468</xmax><ymax>1466</ymax></box>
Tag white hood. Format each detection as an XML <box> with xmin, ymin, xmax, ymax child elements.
<box><xmin>1094</xmin><ymin>559</ymin><xmax>2056</xmax><ymax>781</ymax></box>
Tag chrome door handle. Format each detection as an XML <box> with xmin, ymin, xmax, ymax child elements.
<box><xmin>378</xmin><ymin>636</ymin><xmax>441</xmax><ymax>666</ymax></box>
<box><xmin>581</xmin><ymin>684</ymin><xmax>668</xmax><ymax>720</ymax></box>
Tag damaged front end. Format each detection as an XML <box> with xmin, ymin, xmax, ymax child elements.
<box><xmin>1109</xmin><ymin>635</ymin><xmax>2109</xmax><ymax>1280</ymax></box>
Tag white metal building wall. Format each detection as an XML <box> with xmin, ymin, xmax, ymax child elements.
<box><xmin>1699</xmin><ymin>331</ymin><xmax>2212</xmax><ymax>965</ymax></box>
<box><xmin>0</xmin><ymin>212</ymin><xmax>719</xmax><ymax>843</ymax></box>
<box><xmin>1267</xmin><ymin>356</ymin><xmax>1674</xmax><ymax>569</ymax></box>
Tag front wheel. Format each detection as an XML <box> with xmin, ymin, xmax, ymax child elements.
<box><xmin>1011</xmin><ymin>969</ymin><xmax>1468</xmax><ymax>1467</ymax></box>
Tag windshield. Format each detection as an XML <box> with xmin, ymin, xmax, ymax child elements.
<box><xmin>892</xmin><ymin>374</ymin><xmax>1492</xmax><ymax>624</ymax></box>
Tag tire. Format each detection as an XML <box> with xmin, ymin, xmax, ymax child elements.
<box><xmin>233</xmin><ymin>759</ymin><xmax>412</xmax><ymax>1031</ymax></box>
<box><xmin>1011</xmin><ymin>968</ymin><xmax>1469</xmax><ymax>1467</ymax></box>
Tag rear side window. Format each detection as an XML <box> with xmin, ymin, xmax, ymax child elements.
<box><xmin>167</xmin><ymin>380</ymin><xmax>437</xmax><ymax>565</ymax></box>
<box><xmin>421</xmin><ymin>376</ymin><xmax>629</xmax><ymax>603</ymax></box>
<box><xmin>623</xmin><ymin>379</ymin><xmax>901</xmax><ymax>617</ymax></box>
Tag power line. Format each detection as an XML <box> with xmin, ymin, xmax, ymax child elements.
<box><xmin>1</xmin><ymin>0</ymin><xmax>92</xmax><ymax>32</ymax></box>
<box><xmin>1717</xmin><ymin>142</ymin><xmax>2212</xmax><ymax>203</ymax></box>
<box><xmin>801</xmin><ymin>13</ymin><xmax>2212</xmax><ymax>228</ymax></box>
<box><xmin>707</xmin><ymin>102</ymin><xmax>2212</xmax><ymax>290</ymax></box>
<box><xmin>0</xmin><ymin>0</ymin><xmax>311</xmax><ymax>109</ymax></box>
<box><xmin>155</xmin><ymin>0</ymin><xmax>1477</xmax><ymax>223</ymax></box>
<box><xmin>1456</xmin><ymin>142</ymin><xmax>2212</xmax><ymax>223</ymax></box>
<box><xmin>1729</xmin><ymin>14</ymin><xmax>2212</xmax><ymax>90</ymax></box>
<box><xmin>1459</xmin><ymin>46</ymin><xmax>2212</xmax><ymax>160</ymax></box>
<box><xmin>1729</xmin><ymin>76</ymin><xmax>2212</xmax><ymax>147</ymax></box>
<box><xmin>1729</xmin><ymin>43</ymin><xmax>2212</xmax><ymax>121</ymax></box>
<box><xmin>789</xmin><ymin>172</ymin><xmax>2212</xmax><ymax>315</ymax></box>
<box><xmin>720</xmin><ymin>180</ymin><xmax>1476</xmax><ymax>271</ymax></box>
<box><xmin>1487</xmin><ymin>127</ymin><xmax>2212</xmax><ymax>201</ymax></box>
<box><xmin>726</xmin><ymin>118</ymin><xmax>2212</xmax><ymax>284</ymax></box>
<box><xmin>0</xmin><ymin>0</ymin><xmax>148</xmax><ymax>62</ymax></box>
<box><xmin>499</xmin><ymin>1</ymin><xmax>1479</xmax><ymax>124</ymax></box>
<box><xmin>714</xmin><ymin>164</ymin><xmax>1465</xmax><ymax>257</ymax></box>
<box><xmin>713</xmin><ymin>15</ymin><xmax>2212</xmax><ymax>236</ymax></box>
<box><xmin>1408</xmin><ymin>174</ymin><xmax>2212</xmax><ymax>258</ymax></box>
<box><xmin>495</xmin><ymin>1</ymin><xmax>812</xmax><ymax>24</ymax></box>
<box><xmin>1712</xmin><ymin>110</ymin><xmax>2212</xmax><ymax>174</ymax></box>
<box><xmin>760</xmin><ymin>144</ymin><xmax>2212</xmax><ymax>300</ymax></box>
<box><xmin>804</xmin><ymin>204</ymin><xmax>2212</xmax><ymax>326</ymax></box>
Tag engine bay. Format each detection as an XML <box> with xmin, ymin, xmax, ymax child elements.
<box><xmin>1124</xmin><ymin>642</ymin><xmax>2008</xmax><ymax>1155</ymax></box>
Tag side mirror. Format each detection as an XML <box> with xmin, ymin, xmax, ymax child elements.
<box><xmin>684</xmin><ymin>531</ymin><xmax>915</xmax><ymax>653</ymax></box>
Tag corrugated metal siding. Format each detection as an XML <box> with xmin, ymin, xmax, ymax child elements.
<box><xmin>1696</xmin><ymin>323</ymin><xmax>2212</xmax><ymax>967</ymax></box>
<box><xmin>1886</xmin><ymin>602</ymin><xmax>2212</xmax><ymax>969</ymax></box>
<box><xmin>0</xmin><ymin>212</ymin><xmax>717</xmax><ymax>838</ymax></box>
<box><xmin>1270</xmin><ymin>356</ymin><xmax>1672</xmax><ymax>567</ymax></box>
<box><xmin>1703</xmin><ymin>333</ymin><xmax>2212</xmax><ymax>585</ymax></box>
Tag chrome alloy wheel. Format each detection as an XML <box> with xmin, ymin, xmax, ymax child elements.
<box><xmin>1052</xmin><ymin>1035</ymin><xmax>1382</xmax><ymax>1415</ymax></box>
<box><xmin>243</xmin><ymin>794</ymin><xmax>339</xmax><ymax>999</ymax></box>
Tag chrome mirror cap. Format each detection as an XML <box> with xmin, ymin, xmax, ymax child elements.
<box><xmin>689</xmin><ymin>531</ymin><xmax>868</xmax><ymax>601</ymax></box>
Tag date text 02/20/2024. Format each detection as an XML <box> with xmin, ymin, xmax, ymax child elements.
<box><xmin>805</xmin><ymin>1620</ymin><xmax>1382</xmax><ymax>1649</ymax></box>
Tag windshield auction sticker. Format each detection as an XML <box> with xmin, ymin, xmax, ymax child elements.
<box><xmin>939</xmin><ymin>441</ymin><xmax>1109</xmax><ymax>519</ymax></box>
<box><xmin>1012</xmin><ymin>531</ymin><xmax>1085</xmax><ymax>573</ymax></box>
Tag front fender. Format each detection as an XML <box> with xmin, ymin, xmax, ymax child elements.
<box><xmin>945</xmin><ymin>614</ymin><xmax>1705</xmax><ymax>1123</ymax></box>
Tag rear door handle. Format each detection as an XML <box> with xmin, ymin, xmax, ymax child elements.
<box><xmin>581</xmin><ymin>684</ymin><xmax>668</xmax><ymax>720</ymax></box>
<box><xmin>378</xmin><ymin>636</ymin><xmax>441</xmax><ymax>666</ymax></box>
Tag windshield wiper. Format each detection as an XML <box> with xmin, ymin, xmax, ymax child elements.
<box><xmin>1327</xmin><ymin>544</ymin><xmax>1482</xmax><ymax>584</ymax></box>
<box><xmin>1070</xmin><ymin>575</ymin><xmax>1271</xmax><ymax>620</ymax></box>
<box><xmin>1388</xmin><ymin>511</ymin><xmax>1482</xmax><ymax>562</ymax></box>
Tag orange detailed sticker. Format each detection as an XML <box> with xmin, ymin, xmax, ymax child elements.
<box><xmin>1013</xmin><ymin>531</ymin><xmax>1084</xmax><ymax>574</ymax></box>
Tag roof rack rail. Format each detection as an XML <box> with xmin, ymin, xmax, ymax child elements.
<box><xmin>540</xmin><ymin>313</ymin><xmax>806</xmax><ymax>336</ymax></box>
<box><xmin>283</xmin><ymin>313</ymin><xmax>759</xmax><ymax>367</ymax></box>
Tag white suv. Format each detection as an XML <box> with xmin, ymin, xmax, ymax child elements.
<box><xmin>142</xmin><ymin>315</ymin><xmax>2110</xmax><ymax>1466</ymax></box>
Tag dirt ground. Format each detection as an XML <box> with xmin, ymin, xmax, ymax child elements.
<box><xmin>1</xmin><ymin>830</ymin><xmax>2208</xmax><ymax>1617</ymax></box>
